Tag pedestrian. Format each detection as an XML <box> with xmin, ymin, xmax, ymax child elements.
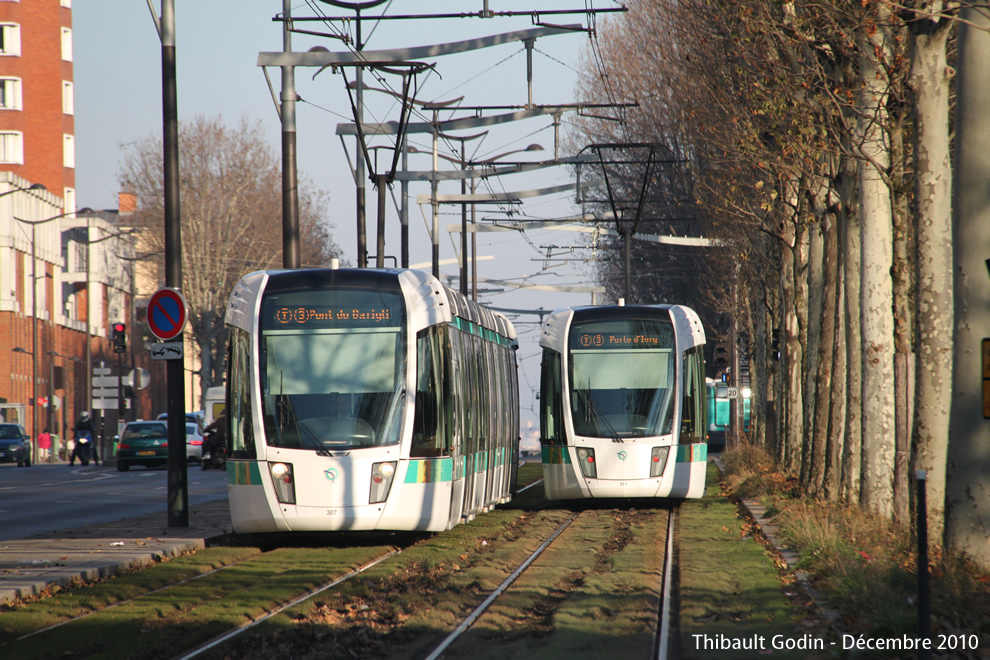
<box><xmin>38</xmin><ymin>427</ymin><xmax>51</xmax><ymax>461</ymax></box>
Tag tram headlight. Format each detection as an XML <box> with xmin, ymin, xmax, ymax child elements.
<box><xmin>577</xmin><ymin>447</ymin><xmax>597</xmax><ymax>479</ymax></box>
<box><xmin>650</xmin><ymin>447</ymin><xmax>670</xmax><ymax>478</ymax></box>
<box><xmin>370</xmin><ymin>461</ymin><xmax>397</xmax><ymax>504</ymax></box>
<box><xmin>269</xmin><ymin>462</ymin><xmax>296</xmax><ymax>504</ymax></box>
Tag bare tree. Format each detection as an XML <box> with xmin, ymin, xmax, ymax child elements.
<box><xmin>945</xmin><ymin>3</ymin><xmax>990</xmax><ymax>569</ymax></box>
<box><xmin>909</xmin><ymin>1</ymin><xmax>956</xmax><ymax>543</ymax></box>
<box><xmin>120</xmin><ymin>115</ymin><xmax>341</xmax><ymax>402</ymax></box>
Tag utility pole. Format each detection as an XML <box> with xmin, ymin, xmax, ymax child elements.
<box><xmin>281</xmin><ymin>0</ymin><xmax>299</xmax><ymax>269</ymax></box>
<box><xmin>153</xmin><ymin>0</ymin><xmax>188</xmax><ymax>528</ymax></box>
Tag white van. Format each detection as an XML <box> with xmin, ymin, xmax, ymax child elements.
<box><xmin>202</xmin><ymin>385</ymin><xmax>225</xmax><ymax>428</ymax></box>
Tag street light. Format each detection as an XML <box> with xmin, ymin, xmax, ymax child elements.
<box><xmin>0</xmin><ymin>182</ymin><xmax>46</xmax><ymax>199</ymax></box>
<box><xmin>407</xmin><ymin>142</ymin><xmax>545</xmax><ymax>167</ymax></box>
<box><xmin>13</xmin><ymin>208</ymin><xmax>92</xmax><ymax>464</ymax></box>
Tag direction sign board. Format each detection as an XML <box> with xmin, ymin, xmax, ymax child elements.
<box><xmin>92</xmin><ymin>376</ymin><xmax>120</xmax><ymax>388</ymax></box>
<box><xmin>147</xmin><ymin>288</ymin><xmax>189</xmax><ymax>341</ymax></box>
<box><xmin>92</xmin><ymin>399</ymin><xmax>119</xmax><ymax>410</ymax></box>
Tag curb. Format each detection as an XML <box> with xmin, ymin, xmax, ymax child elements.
<box><xmin>0</xmin><ymin>500</ymin><xmax>232</xmax><ymax>607</ymax></box>
<box><xmin>0</xmin><ymin>537</ymin><xmax>207</xmax><ymax>606</ymax></box>
<box><xmin>713</xmin><ymin>458</ymin><xmax>841</xmax><ymax>626</ymax></box>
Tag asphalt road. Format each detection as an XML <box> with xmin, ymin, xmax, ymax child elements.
<box><xmin>0</xmin><ymin>462</ymin><xmax>228</xmax><ymax>541</ymax></box>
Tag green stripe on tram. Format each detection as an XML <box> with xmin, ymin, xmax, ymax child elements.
<box><xmin>227</xmin><ymin>461</ymin><xmax>263</xmax><ymax>485</ymax></box>
<box><xmin>541</xmin><ymin>445</ymin><xmax>572</xmax><ymax>465</ymax></box>
<box><xmin>452</xmin><ymin>315</ymin><xmax>510</xmax><ymax>346</ymax></box>
<box><xmin>403</xmin><ymin>458</ymin><xmax>454</xmax><ymax>484</ymax></box>
<box><xmin>675</xmin><ymin>444</ymin><xmax>708</xmax><ymax>463</ymax></box>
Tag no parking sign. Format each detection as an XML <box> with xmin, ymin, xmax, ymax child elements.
<box><xmin>147</xmin><ymin>288</ymin><xmax>189</xmax><ymax>341</ymax></box>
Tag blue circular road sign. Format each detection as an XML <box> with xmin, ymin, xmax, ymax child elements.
<box><xmin>147</xmin><ymin>288</ymin><xmax>189</xmax><ymax>341</ymax></box>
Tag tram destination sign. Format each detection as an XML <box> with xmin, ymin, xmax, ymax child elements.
<box><xmin>261</xmin><ymin>288</ymin><xmax>404</xmax><ymax>330</ymax></box>
<box><xmin>272</xmin><ymin>306</ymin><xmax>395</xmax><ymax>326</ymax></box>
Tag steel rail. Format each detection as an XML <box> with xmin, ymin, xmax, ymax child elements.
<box><xmin>173</xmin><ymin>549</ymin><xmax>401</xmax><ymax>660</ymax></box>
<box><xmin>656</xmin><ymin>507</ymin><xmax>677</xmax><ymax>660</ymax></box>
<box><xmin>424</xmin><ymin>512</ymin><xmax>579</xmax><ymax>660</ymax></box>
<box><xmin>9</xmin><ymin>561</ymin><xmax>241</xmax><ymax>644</ymax></box>
<box><xmin>516</xmin><ymin>477</ymin><xmax>544</xmax><ymax>493</ymax></box>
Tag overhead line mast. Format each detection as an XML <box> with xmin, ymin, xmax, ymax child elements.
<box><xmin>261</xmin><ymin>3</ymin><xmax>631</xmax><ymax>280</ymax></box>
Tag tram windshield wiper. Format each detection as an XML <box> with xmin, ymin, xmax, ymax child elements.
<box><xmin>270</xmin><ymin>356</ymin><xmax>325</xmax><ymax>453</ymax></box>
<box><xmin>580</xmin><ymin>388</ymin><xmax>622</xmax><ymax>443</ymax></box>
<box><xmin>597</xmin><ymin>408</ymin><xmax>623</xmax><ymax>443</ymax></box>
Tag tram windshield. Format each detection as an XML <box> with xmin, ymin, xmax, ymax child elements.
<box><xmin>259</xmin><ymin>286</ymin><xmax>406</xmax><ymax>450</ymax></box>
<box><xmin>567</xmin><ymin>317</ymin><xmax>676</xmax><ymax>439</ymax></box>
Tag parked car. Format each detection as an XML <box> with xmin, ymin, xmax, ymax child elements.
<box><xmin>0</xmin><ymin>423</ymin><xmax>31</xmax><ymax>467</ymax></box>
<box><xmin>185</xmin><ymin>422</ymin><xmax>204</xmax><ymax>463</ymax></box>
<box><xmin>116</xmin><ymin>420</ymin><xmax>169</xmax><ymax>471</ymax></box>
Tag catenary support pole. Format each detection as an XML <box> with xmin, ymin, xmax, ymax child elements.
<box><xmin>281</xmin><ymin>0</ymin><xmax>300</xmax><ymax>269</ymax></box>
<box><xmin>161</xmin><ymin>0</ymin><xmax>188</xmax><ymax>528</ymax></box>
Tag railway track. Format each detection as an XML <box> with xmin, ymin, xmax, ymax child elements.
<box><xmin>1</xmin><ymin>482</ymin><xmax>678</xmax><ymax>660</ymax></box>
<box><xmin>420</xmin><ymin>506</ymin><xmax>676</xmax><ymax>660</ymax></box>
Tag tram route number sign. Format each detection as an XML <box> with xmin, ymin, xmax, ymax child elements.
<box><xmin>147</xmin><ymin>288</ymin><xmax>189</xmax><ymax>341</ymax></box>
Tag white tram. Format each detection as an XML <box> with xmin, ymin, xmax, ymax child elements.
<box><xmin>539</xmin><ymin>304</ymin><xmax>708</xmax><ymax>500</ymax></box>
<box><xmin>223</xmin><ymin>268</ymin><xmax>520</xmax><ymax>533</ymax></box>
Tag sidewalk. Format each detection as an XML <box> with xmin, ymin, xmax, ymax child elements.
<box><xmin>0</xmin><ymin>498</ymin><xmax>232</xmax><ymax>606</ymax></box>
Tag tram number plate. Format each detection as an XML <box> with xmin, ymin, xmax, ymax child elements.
<box><xmin>619</xmin><ymin>482</ymin><xmax>629</xmax><ymax>487</ymax></box>
<box><xmin>326</xmin><ymin>509</ymin><xmax>338</xmax><ymax>516</ymax></box>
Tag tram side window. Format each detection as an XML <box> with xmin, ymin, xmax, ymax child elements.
<box><xmin>412</xmin><ymin>328</ymin><xmax>443</xmax><ymax>457</ymax></box>
<box><xmin>680</xmin><ymin>346</ymin><xmax>707</xmax><ymax>443</ymax></box>
<box><xmin>228</xmin><ymin>327</ymin><xmax>256</xmax><ymax>459</ymax></box>
<box><xmin>449</xmin><ymin>330</ymin><xmax>465</xmax><ymax>458</ymax></box>
<box><xmin>540</xmin><ymin>348</ymin><xmax>565</xmax><ymax>445</ymax></box>
<box><xmin>440</xmin><ymin>327</ymin><xmax>456</xmax><ymax>455</ymax></box>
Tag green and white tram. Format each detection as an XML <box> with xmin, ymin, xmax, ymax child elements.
<box><xmin>539</xmin><ymin>304</ymin><xmax>708</xmax><ymax>500</ymax></box>
<box><xmin>223</xmin><ymin>268</ymin><xmax>520</xmax><ymax>533</ymax></box>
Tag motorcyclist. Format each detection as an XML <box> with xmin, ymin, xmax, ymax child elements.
<box><xmin>71</xmin><ymin>411</ymin><xmax>96</xmax><ymax>466</ymax></box>
<box><xmin>202</xmin><ymin>409</ymin><xmax>227</xmax><ymax>467</ymax></box>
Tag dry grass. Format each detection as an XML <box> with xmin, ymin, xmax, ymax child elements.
<box><xmin>720</xmin><ymin>444</ymin><xmax>990</xmax><ymax>652</ymax></box>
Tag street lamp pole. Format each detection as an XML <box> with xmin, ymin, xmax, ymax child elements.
<box><xmin>31</xmin><ymin>220</ymin><xmax>39</xmax><ymax>464</ymax></box>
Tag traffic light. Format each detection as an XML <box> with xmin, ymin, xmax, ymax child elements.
<box><xmin>112</xmin><ymin>322</ymin><xmax>127</xmax><ymax>353</ymax></box>
<box><xmin>771</xmin><ymin>329</ymin><xmax>781</xmax><ymax>361</ymax></box>
<box><xmin>714</xmin><ymin>342</ymin><xmax>729</xmax><ymax>368</ymax></box>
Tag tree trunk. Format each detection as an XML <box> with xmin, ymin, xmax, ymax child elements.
<box><xmin>858</xmin><ymin>10</ymin><xmax>896</xmax><ymax>517</ymax></box>
<box><xmin>910</xmin><ymin>16</ymin><xmax>953</xmax><ymax>543</ymax></box>
<box><xmin>810</xmin><ymin>213</ymin><xmax>838</xmax><ymax>497</ymax></box>
<box><xmin>801</xmin><ymin>218</ymin><xmax>825</xmax><ymax>488</ymax></box>
<box><xmin>945</xmin><ymin>7</ymin><xmax>990</xmax><ymax>568</ymax></box>
<box><xmin>781</xmin><ymin>218</ymin><xmax>806</xmax><ymax>474</ymax></box>
<box><xmin>824</xmin><ymin>251</ymin><xmax>847</xmax><ymax>501</ymax></box>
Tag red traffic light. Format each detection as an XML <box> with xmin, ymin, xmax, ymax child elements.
<box><xmin>113</xmin><ymin>323</ymin><xmax>125</xmax><ymax>333</ymax></box>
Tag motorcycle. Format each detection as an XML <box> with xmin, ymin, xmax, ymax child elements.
<box><xmin>200</xmin><ymin>429</ymin><xmax>226</xmax><ymax>470</ymax></box>
<box><xmin>74</xmin><ymin>430</ymin><xmax>93</xmax><ymax>466</ymax></box>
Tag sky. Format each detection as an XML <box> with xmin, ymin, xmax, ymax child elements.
<box><xmin>73</xmin><ymin>2</ymin><xmax>627</xmax><ymax>448</ymax></box>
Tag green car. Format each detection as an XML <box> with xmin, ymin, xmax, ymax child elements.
<box><xmin>116</xmin><ymin>420</ymin><xmax>169</xmax><ymax>471</ymax></box>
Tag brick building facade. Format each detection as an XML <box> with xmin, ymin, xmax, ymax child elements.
<box><xmin>0</xmin><ymin>2</ymin><xmax>164</xmax><ymax>461</ymax></box>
